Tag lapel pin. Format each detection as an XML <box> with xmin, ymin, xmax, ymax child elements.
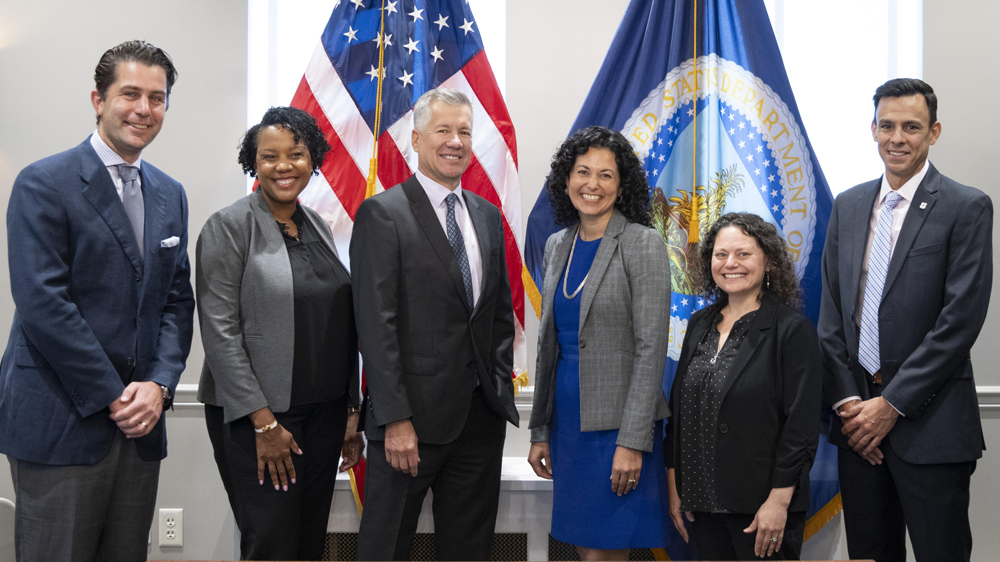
<box><xmin>919</xmin><ymin>202</ymin><xmax>927</xmax><ymax>210</ymax></box>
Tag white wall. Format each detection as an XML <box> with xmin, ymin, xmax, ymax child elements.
<box><xmin>0</xmin><ymin>0</ymin><xmax>997</xmax><ymax>560</ymax></box>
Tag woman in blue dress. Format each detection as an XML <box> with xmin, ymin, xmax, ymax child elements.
<box><xmin>528</xmin><ymin>126</ymin><xmax>672</xmax><ymax>560</ymax></box>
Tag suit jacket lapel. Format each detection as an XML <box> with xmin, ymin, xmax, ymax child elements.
<box><xmin>402</xmin><ymin>177</ymin><xmax>472</xmax><ymax>314</ymax></box>
<box><xmin>78</xmin><ymin>142</ymin><xmax>143</xmax><ymax>274</ymax></box>
<box><xmin>847</xmin><ymin>179</ymin><xmax>880</xmax><ymax>317</ymax></box>
<box><xmin>716</xmin><ymin>296</ymin><xmax>778</xmax><ymax>402</ymax></box>
<box><xmin>579</xmin><ymin>210</ymin><xmax>626</xmax><ymax>329</ymax></box>
<box><xmin>882</xmin><ymin>166</ymin><xmax>939</xmax><ymax>299</ymax></box>
<box><xmin>464</xmin><ymin>193</ymin><xmax>491</xmax><ymax>315</ymax></box>
<box><xmin>137</xmin><ymin>167</ymin><xmax>166</xmax><ymax>304</ymax></box>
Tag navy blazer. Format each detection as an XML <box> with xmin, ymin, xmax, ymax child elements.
<box><xmin>0</xmin><ymin>138</ymin><xmax>195</xmax><ymax>465</ymax></box>
<box><xmin>818</xmin><ymin>165</ymin><xmax>992</xmax><ymax>464</ymax></box>
<box><xmin>666</xmin><ymin>294</ymin><xmax>822</xmax><ymax>514</ymax></box>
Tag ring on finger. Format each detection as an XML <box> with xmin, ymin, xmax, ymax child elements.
<box><xmin>627</xmin><ymin>478</ymin><xmax>637</xmax><ymax>484</ymax></box>
<box><xmin>770</xmin><ymin>537</ymin><xmax>778</xmax><ymax>542</ymax></box>
<box><xmin>140</xmin><ymin>420</ymin><xmax>147</xmax><ymax>428</ymax></box>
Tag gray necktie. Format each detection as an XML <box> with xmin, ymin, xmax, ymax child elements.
<box><xmin>116</xmin><ymin>164</ymin><xmax>144</xmax><ymax>260</ymax></box>
<box><xmin>445</xmin><ymin>193</ymin><xmax>474</xmax><ymax>309</ymax></box>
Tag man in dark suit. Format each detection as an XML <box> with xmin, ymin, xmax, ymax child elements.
<box><xmin>0</xmin><ymin>41</ymin><xmax>194</xmax><ymax>562</ymax></box>
<box><xmin>819</xmin><ymin>78</ymin><xmax>992</xmax><ymax>562</ymax></box>
<box><xmin>351</xmin><ymin>88</ymin><xmax>518</xmax><ymax>561</ymax></box>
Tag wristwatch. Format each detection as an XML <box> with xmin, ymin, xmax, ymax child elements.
<box><xmin>159</xmin><ymin>385</ymin><xmax>173</xmax><ymax>409</ymax></box>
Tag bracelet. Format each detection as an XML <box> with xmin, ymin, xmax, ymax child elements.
<box><xmin>254</xmin><ymin>420</ymin><xmax>278</xmax><ymax>434</ymax></box>
<box><xmin>347</xmin><ymin>404</ymin><xmax>362</xmax><ymax>415</ymax></box>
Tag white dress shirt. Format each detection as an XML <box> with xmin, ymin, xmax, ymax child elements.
<box><xmin>414</xmin><ymin>170</ymin><xmax>483</xmax><ymax>306</ymax></box>
<box><xmin>90</xmin><ymin>131</ymin><xmax>143</xmax><ymax>202</ymax></box>
<box><xmin>833</xmin><ymin>159</ymin><xmax>930</xmax><ymax>415</ymax></box>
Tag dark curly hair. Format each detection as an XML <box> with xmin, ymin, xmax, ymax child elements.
<box><xmin>238</xmin><ymin>107</ymin><xmax>331</xmax><ymax>177</ymax></box>
<box><xmin>545</xmin><ymin>126</ymin><xmax>651</xmax><ymax>227</ymax></box>
<box><xmin>697</xmin><ymin>213</ymin><xmax>802</xmax><ymax>309</ymax></box>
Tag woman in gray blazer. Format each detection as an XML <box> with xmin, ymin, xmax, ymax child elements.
<box><xmin>197</xmin><ymin>107</ymin><xmax>362</xmax><ymax>561</ymax></box>
<box><xmin>527</xmin><ymin>127</ymin><xmax>671</xmax><ymax>561</ymax></box>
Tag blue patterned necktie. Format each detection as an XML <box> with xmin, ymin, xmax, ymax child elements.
<box><xmin>858</xmin><ymin>190</ymin><xmax>903</xmax><ymax>376</ymax></box>
<box><xmin>116</xmin><ymin>164</ymin><xmax>144</xmax><ymax>260</ymax></box>
<box><xmin>445</xmin><ymin>193</ymin><xmax>474</xmax><ymax>309</ymax></box>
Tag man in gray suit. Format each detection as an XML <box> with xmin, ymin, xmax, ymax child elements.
<box><xmin>351</xmin><ymin>88</ymin><xmax>519</xmax><ymax>560</ymax></box>
<box><xmin>819</xmin><ymin>78</ymin><xmax>992</xmax><ymax>562</ymax></box>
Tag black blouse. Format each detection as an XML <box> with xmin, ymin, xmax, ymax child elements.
<box><xmin>278</xmin><ymin>207</ymin><xmax>357</xmax><ymax>407</ymax></box>
<box><xmin>677</xmin><ymin>308</ymin><xmax>757</xmax><ymax>513</ymax></box>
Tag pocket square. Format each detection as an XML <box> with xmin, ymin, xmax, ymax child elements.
<box><xmin>160</xmin><ymin>236</ymin><xmax>180</xmax><ymax>248</ymax></box>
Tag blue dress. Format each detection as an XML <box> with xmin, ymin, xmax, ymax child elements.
<box><xmin>549</xmin><ymin>235</ymin><xmax>670</xmax><ymax>549</ymax></box>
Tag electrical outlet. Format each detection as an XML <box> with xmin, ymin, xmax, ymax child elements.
<box><xmin>158</xmin><ymin>508</ymin><xmax>183</xmax><ymax>547</ymax></box>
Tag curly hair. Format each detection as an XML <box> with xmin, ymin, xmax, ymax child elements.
<box><xmin>697</xmin><ymin>213</ymin><xmax>802</xmax><ymax>309</ymax></box>
<box><xmin>545</xmin><ymin>126</ymin><xmax>650</xmax><ymax>227</ymax></box>
<box><xmin>238</xmin><ymin>107</ymin><xmax>331</xmax><ymax>177</ymax></box>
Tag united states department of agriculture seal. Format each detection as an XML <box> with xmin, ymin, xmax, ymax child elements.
<box><xmin>622</xmin><ymin>54</ymin><xmax>819</xmax><ymax>360</ymax></box>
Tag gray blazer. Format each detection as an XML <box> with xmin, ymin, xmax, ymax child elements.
<box><xmin>528</xmin><ymin>210</ymin><xmax>670</xmax><ymax>452</ymax></box>
<box><xmin>196</xmin><ymin>189</ymin><xmax>358</xmax><ymax>423</ymax></box>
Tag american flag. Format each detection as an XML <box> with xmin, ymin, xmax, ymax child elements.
<box><xmin>286</xmin><ymin>0</ymin><xmax>526</xmax><ymax>510</ymax></box>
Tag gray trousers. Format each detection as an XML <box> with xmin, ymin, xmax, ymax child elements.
<box><xmin>8</xmin><ymin>430</ymin><xmax>160</xmax><ymax>562</ymax></box>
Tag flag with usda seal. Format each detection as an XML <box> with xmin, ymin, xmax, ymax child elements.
<box><xmin>523</xmin><ymin>0</ymin><xmax>840</xmax><ymax>553</ymax></box>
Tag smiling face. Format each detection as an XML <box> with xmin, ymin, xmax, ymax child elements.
<box><xmin>412</xmin><ymin>101</ymin><xmax>472</xmax><ymax>189</ymax></box>
<box><xmin>872</xmin><ymin>94</ymin><xmax>941</xmax><ymax>190</ymax></box>
<box><xmin>711</xmin><ymin>226</ymin><xmax>769</xmax><ymax>302</ymax></box>
<box><xmin>91</xmin><ymin>61</ymin><xmax>167</xmax><ymax>163</ymax></box>
<box><xmin>254</xmin><ymin>125</ymin><xmax>313</xmax><ymax>211</ymax></box>
<box><xmin>567</xmin><ymin>147</ymin><xmax>621</xmax><ymax>226</ymax></box>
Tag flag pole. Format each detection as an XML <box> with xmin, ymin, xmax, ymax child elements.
<box><xmin>365</xmin><ymin>0</ymin><xmax>388</xmax><ymax>199</ymax></box>
<box><xmin>688</xmin><ymin>0</ymin><xmax>700</xmax><ymax>245</ymax></box>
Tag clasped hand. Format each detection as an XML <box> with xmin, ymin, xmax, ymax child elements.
<box><xmin>108</xmin><ymin>381</ymin><xmax>163</xmax><ymax>439</ymax></box>
<box><xmin>839</xmin><ymin>397</ymin><xmax>898</xmax><ymax>465</ymax></box>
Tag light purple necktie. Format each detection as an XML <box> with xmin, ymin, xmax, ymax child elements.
<box><xmin>858</xmin><ymin>191</ymin><xmax>903</xmax><ymax>376</ymax></box>
<box><xmin>116</xmin><ymin>164</ymin><xmax>144</xmax><ymax>261</ymax></box>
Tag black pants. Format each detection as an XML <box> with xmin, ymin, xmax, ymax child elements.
<box><xmin>689</xmin><ymin>510</ymin><xmax>805</xmax><ymax>561</ymax></box>
<box><xmin>356</xmin><ymin>389</ymin><xmax>507</xmax><ymax>561</ymax></box>
<box><xmin>838</xmin><ymin>436</ymin><xmax>974</xmax><ymax>562</ymax></box>
<box><xmin>205</xmin><ymin>396</ymin><xmax>348</xmax><ymax>561</ymax></box>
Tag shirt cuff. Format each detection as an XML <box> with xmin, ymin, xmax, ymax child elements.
<box><xmin>832</xmin><ymin>396</ymin><xmax>861</xmax><ymax>415</ymax></box>
<box><xmin>882</xmin><ymin>396</ymin><xmax>905</xmax><ymax>417</ymax></box>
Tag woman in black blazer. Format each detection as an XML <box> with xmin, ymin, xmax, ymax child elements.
<box><xmin>666</xmin><ymin>213</ymin><xmax>822</xmax><ymax>560</ymax></box>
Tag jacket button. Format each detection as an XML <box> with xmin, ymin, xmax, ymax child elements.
<box><xmin>579</xmin><ymin>340</ymin><xmax>587</xmax><ymax>349</ymax></box>
<box><xmin>126</xmin><ymin>357</ymin><xmax>135</xmax><ymax>367</ymax></box>
<box><xmin>135</xmin><ymin>273</ymin><xmax>141</xmax><ymax>281</ymax></box>
<box><xmin>467</xmin><ymin>360</ymin><xmax>476</xmax><ymax>369</ymax></box>
<box><xmin>719</xmin><ymin>423</ymin><xmax>729</xmax><ymax>434</ymax></box>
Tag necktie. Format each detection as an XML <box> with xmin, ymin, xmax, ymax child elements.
<box><xmin>445</xmin><ymin>193</ymin><xmax>474</xmax><ymax>309</ymax></box>
<box><xmin>858</xmin><ymin>191</ymin><xmax>903</xmax><ymax>376</ymax></box>
<box><xmin>116</xmin><ymin>165</ymin><xmax>144</xmax><ymax>261</ymax></box>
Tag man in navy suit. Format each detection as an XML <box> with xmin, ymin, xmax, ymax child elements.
<box><xmin>819</xmin><ymin>78</ymin><xmax>992</xmax><ymax>562</ymax></box>
<box><xmin>0</xmin><ymin>41</ymin><xmax>194</xmax><ymax>562</ymax></box>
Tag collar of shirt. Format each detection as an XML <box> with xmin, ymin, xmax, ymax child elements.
<box><xmin>877</xmin><ymin>159</ymin><xmax>929</xmax><ymax>206</ymax></box>
<box><xmin>90</xmin><ymin>131</ymin><xmax>142</xmax><ymax>201</ymax></box>
<box><xmin>415</xmin><ymin>170</ymin><xmax>464</xmax><ymax>211</ymax></box>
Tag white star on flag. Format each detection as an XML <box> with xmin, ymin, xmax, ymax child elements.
<box><xmin>460</xmin><ymin>18</ymin><xmax>475</xmax><ymax>35</ymax></box>
<box><xmin>403</xmin><ymin>38</ymin><xmax>420</xmax><ymax>54</ymax></box>
<box><xmin>365</xmin><ymin>64</ymin><xmax>383</xmax><ymax>81</ymax></box>
<box><xmin>430</xmin><ymin>45</ymin><xmax>444</xmax><ymax>62</ymax></box>
<box><xmin>384</xmin><ymin>0</ymin><xmax>397</xmax><ymax>15</ymax></box>
<box><xmin>399</xmin><ymin>70</ymin><xmax>414</xmax><ymax>87</ymax></box>
<box><xmin>344</xmin><ymin>26</ymin><xmax>358</xmax><ymax>42</ymax></box>
<box><xmin>350</xmin><ymin>0</ymin><xmax>364</xmax><ymax>9</ymax></box>
<box><xmin>435</xmin><ymin>14</ymin><xmax>449</xmax><ymax>29</ymax></box>
<box><xmin>408</xmin><ymin>6</ymin><xmax>424</xmax><ymax>21</ymax></box>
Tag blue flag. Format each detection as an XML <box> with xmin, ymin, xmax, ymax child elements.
<box><xmin>524</xmin><ymin>0</ymin><xmax>840</xmax><ymax>555</ymax></box>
